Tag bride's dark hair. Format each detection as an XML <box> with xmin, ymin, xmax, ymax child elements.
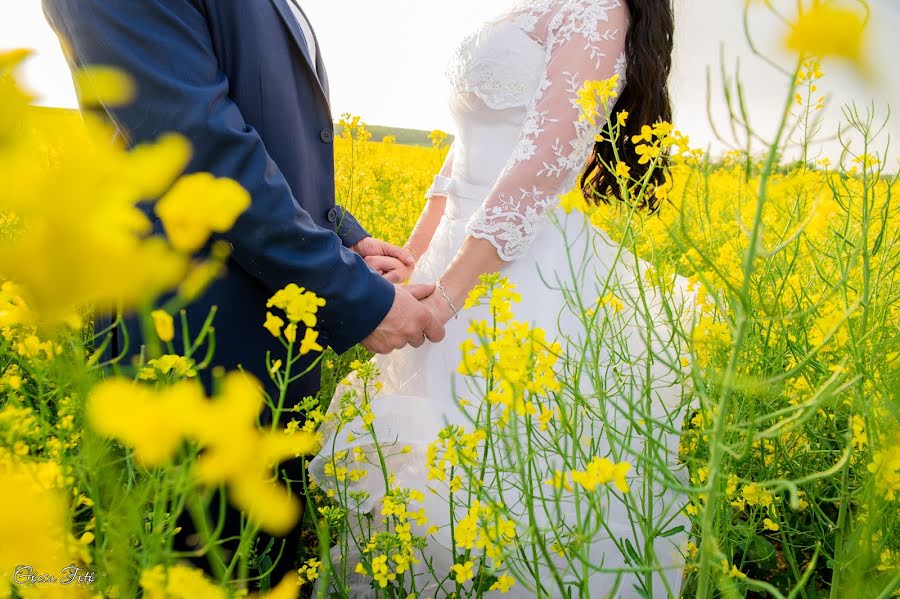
<box><xmin>580</xmin><ymin>0</ymin><xmax>674</xmax><ymax>211</ymax></box>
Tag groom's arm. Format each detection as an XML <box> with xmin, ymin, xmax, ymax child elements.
<box><xmin>41</xmin><ymin>0</ymin><xmax>394</xmax><ymax>352</ymax></box>
<box><xmin>331</xmin><ymin>206</ymin><xmax>368</xmax><ymax>248</ymax></box>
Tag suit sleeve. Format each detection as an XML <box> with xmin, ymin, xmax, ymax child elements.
<box><xmin>42</xmin><ymin>0</ymin><xmax>394</xmax><ymax>352</ymax></box>
<box><xmin>332</xmin><ymin>206</ymin><xmax>370</xmax><ymax>248</ymax></box>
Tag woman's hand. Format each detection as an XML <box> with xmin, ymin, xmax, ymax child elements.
<box><xmin>419</xmin><ymin>283</ymin><xmax>460</xmax><ymax>326</ymax></box>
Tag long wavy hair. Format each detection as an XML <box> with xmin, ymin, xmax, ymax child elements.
<box><xmin>580</xmin><ymin>0</ymin><xmax>674</xmax><ymax>211</ymax></box>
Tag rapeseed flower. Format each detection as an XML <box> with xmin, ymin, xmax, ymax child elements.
<box><xmin>570</xmin><ymin>456</ymin><xmax>632</xmax><ymax>493</ymax></box>
<box><xmin>784</xmin><ymin>2</ymin><xmax>867</xmax><ymax>71</ymax></box>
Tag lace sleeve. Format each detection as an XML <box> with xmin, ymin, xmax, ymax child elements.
<box><xmin>465</xmin><ymin>1</ymin><xmax>628</xmax><ymax>261</ymax></box>
<box><xmin>425</xmin><ymin>143</ymin><xmax>456</xmax><ymax>199</ymax></box>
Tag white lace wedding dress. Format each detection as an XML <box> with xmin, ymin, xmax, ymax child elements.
<box><xmin>309</xmin><ymin>1</ymin><xmax>696</xmax><ymax>597</ymax></box>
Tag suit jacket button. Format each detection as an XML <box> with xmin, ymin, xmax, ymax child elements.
<box><xmin>327</xmin><ymin>207</ymin><xmax>338</xmax><ymax>222</ymax></box>
<box><xmin>320</xmin><ymin>128</ymin><xmax>334</xmax><ymax>143</ymax></box>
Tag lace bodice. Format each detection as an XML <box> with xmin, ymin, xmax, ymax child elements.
<box><xmin>434</xmin><ymin>0</ymin><xmax>628</xmax><ymax>260</ymax></box>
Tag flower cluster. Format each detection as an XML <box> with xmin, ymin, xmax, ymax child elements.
<box><xmin>353</xmin><ymin>487</ymin><xmax>427</xmax><ymax>589</ymax></box>
<box><xmin>569</xmin><ymin>456</ymin><xmax>632</xmax><ymax>494</ymax></box>
<box><xmin>425</xmin><ymin>425</ymin><xmax>485</xmax><ymax>483</ymax></box>
<box><xmin>458</xmin><ymin>275</ymin><xmax>562</xmax><ymax>422</ymax></box>
<box><xmin>87</xmin><ymin>371</ymin><xmax>319</xmax><ymax>535</ymax></box>
<box><xmin>452</xmin><ymin>500</ymin><xmax>518</xmax><ymax>568</ymax></box>
<box><xmin>264</xmin><ymin>283</ymin><xmax>326</xmax><ymax>355</ymax></box>
<box><xmin>576</xmin><ymin>74</ymin><xmax>620</xmax><ymax>127</ymax></box>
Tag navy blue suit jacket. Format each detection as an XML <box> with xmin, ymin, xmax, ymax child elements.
<box><xmin>43</xmin><ymin>0</ymin><xmax>395</xmax><ymax>401</ymax></box>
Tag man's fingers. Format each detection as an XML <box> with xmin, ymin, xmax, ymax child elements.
<box><xmin>383</xmin><ymin>270</ymin><xmax>406</xmax><ymax>284</ymax></box>
<box><xmin>405</xmin><ymin>283</ymin><xmax>436</xmax><ymax>301</ymax></box>
<box><xmin>381</xmin><ymin>241</ymin><xmax>415</xmax><ymax>266</ymax></box>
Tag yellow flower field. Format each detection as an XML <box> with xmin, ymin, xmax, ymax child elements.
<box><xmin>2</xmin><ymin>2</ymin><xmax>900</xmax><ymax>597</ymax></box>
<box><xmin>331</xmin><ymin>100</ymin><xmax>900</xmax><ymax>597</ymax></box>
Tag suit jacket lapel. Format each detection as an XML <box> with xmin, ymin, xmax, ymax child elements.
<box><xmin>289</xmin><ymin>0</ymin><xmax>331</xmax><ymax>99</ymax></box>
<box><xmin>268</xmin><ymin>0</ymin><xmax>330</xmax><ymax>106</ymax></box>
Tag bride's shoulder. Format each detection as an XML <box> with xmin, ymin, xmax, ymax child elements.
<box><xmin>508</xmin><ymin>0</ymin><xmax>628</xmax><ymax>39</ymax></box>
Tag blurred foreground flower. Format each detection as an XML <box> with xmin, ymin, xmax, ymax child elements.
<box><xmin>0</xmin><ymin>51</ymin><xmax>248</xmax><ymax>325</ymax></box>
<box><xmin>156</xmin><ymin>173</ymin><xmax>250</xmax><ymax>253</ymax></box>
<box><xmin>140</xmin><ymin>563</ymin><xmax>299</xmax><ymax>599</ymax></box>
<box><xmin>0</xmin><ymin>450</ymin><xmax>90</xmax><ymax>598</ymax></box>
<box><xmin>88</xmin><ymin>372</ymin><xmax>319</xmax><ymax>535</ymax></box>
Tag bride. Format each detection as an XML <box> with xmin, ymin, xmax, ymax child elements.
<box><xmin>310</xmin><ymin>0</ymin><xmax>695</xmax><ymax>596</ymax></box>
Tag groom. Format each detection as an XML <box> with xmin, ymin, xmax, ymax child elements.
<box><xmin>43</xmin><ymin>0</ymin><xmax>445</xmax><ymax>586</ymax></box>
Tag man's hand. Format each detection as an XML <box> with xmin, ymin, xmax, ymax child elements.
<box><xmin>361</xmin><ymin>284</ymin><xmax>446</xmax><ymax>354</ymax></box>
<box><xmin>352</xmin><ymin>236</ymin><xmax>415</xmax><ymax>283</ymax></box>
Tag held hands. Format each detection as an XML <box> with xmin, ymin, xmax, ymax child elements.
<box><xmin>351</xmin><ymin>236</ymin><xmax>416</xmax><ymax>283</ymax></box>
<box><xmin>361</xmin><ymin>284</ymin><xmax>446</xmax><ymax>354</ymax></box>
<box><xmin>419</xmin><ymin>283</ymin><xmax>459</xmax><ymax>325</ymax></box>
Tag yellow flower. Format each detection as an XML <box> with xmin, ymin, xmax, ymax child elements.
<box><xmin>600</xmin><ymin>292</ymin><xmax>624</xmax><ymax>313</ymax></box>
<box><xmin>489</xmin><ymin>573</ymin><xmax>516</xmax><ymax>593</ymax></box>
<box><xmin>266</xmin><ymin>283</ymin><xmax>326</xmax><ymax>327</ymax></box>
<box><xmin>635</xmin><ymin>143</ymin><xmax>661</xmax><ymax>165</ymax></box>
<box><xmin>127</xmin><ymin>133</ymin><xmax>195</xmax><ymax>199</ymax></box>
<box><xmin>87</xmin><ymin>378</ymin><xmax>204</xmax><ymax>466</ymax></box>
<box><xmin>741</xmin><ymin>483</ymin><xmax>775</xmax><ymax>508</ymax></box>
<box><xmin>725</xmin><ymin>561</ymin><xmax>746</xmax><ymax>579</ymax></box>
<box><xmin>296</xmin><ymin>557</ymin><xmax>321</xmax><ymax>587</ymax></box>
<box><xmin>140</xmin><ymin>563</ymin><xmax>226</xmax><ymax>599</ymax></box>
<box><xmin>537</xmin><ymin>405</ymin><xmax>556</xmax><ymax>431</ymax></box>
<box><xmin>429</xmin><ymin>129</ymin><xmax>449</xmax><ymax>149</ymax></box>
<box><xmin>632</xmin><ymin>125</ymin><xmax>654</xmax><ymax>144</ymax></box>
<box><xmin>156</xmin><ymin>172</ymin><xmax>251</xmax><ymax>252</ymax></box>
<box><xmin>264</xmin><ymin>312</ymin><xmax>284</xmax><ymax>338</ymax></box>
<box><xmin>763</xmin><ymin>518</ymin><xmax>780</xmax><ymax>532</ymax></box>
<box><xmin>151</xmin><ymin>309</ymin><xmax>174</xmax><ymax>342</ymax></box>
<box><xmin>784</xmin><ymin>2</ymin><xmax>867</xmax><ymax>71</ymax></box>
<box><xmin>0</xmin><ymin>65</ymin><xmax>191</xmax><ymax>322</ymax></box>
<box><xmin>89</xmin><ymin>372</ymin><xmax>316</xmax><ymax>535</ymax></box>
<box><xmin>546</xmin><ymin>469</ymin><xmax>574</xmax><ymax>492</ymax></box>
<box><xmin>571</xmin><ymin>457</ymin><xmax>631</xmax><ymax>493</ymax></box>
<box><xmin>299</xmin><ymin>328</ymin><xmax>324</xmax><ymax>355</ymax></box>
<box><xmin>139</xmin><ymin>355</ymin><xmax>197</xmax><ymax>381</ymax></box>
<box><xmin>72</xmin><ymin>66</ymin><xmax>136</xmax><ymax>107</ymax></box>
<box><xmin>252</xmin><ymin>574</ymin><xmax>301</xmax><ymax>599</ymax></box>
<box><xmin>851</xmin><ymin>415</ymin><xmax>867</xmax><ymax>450</ymax></box>
<box><xmin>450</xmin><ymin>559</ymin><xmax>475</xmax><ymax>583</ymax></box>
<box><xmin>614</xmin><ymin>161</ymin><xmax>631</xmax><ymax>179</ymax></box>
<box><xmin>370</xmin><ymin>554</ymin><xmax>397</xmax><ymax>587</ymax></box>
<box><xmin>284</xmin><ymin>323</ymin><xmax>297</xmax><ymax>343</ymax></box>
<box><xmin>1</xmin><ymin>453</ymin><xmax>81</xmax><ymax>591</ymax></box>
<box><xmin>558</xmin><ymin>187</ymin><xmax>589</xmax><ymax>214</ymax></box>
<box><xmin>868</xmin><ymin>435</ymin><xmax>900</xmax><ymax>501</ymax></box>
<box><xmin>577</xmin><ymin>75</ymin><xmax>621</xmax><ymax>125</ymax></box>
<box><xmin>178</xmin><ymin>253</ymin><xmax>227</xmax><ymax>303</ymax></box>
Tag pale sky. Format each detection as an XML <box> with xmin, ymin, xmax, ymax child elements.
<box><xmin>2</xmin><ymin>0</ymin><xmax>898</xmax><ymax>164</ymax></box>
